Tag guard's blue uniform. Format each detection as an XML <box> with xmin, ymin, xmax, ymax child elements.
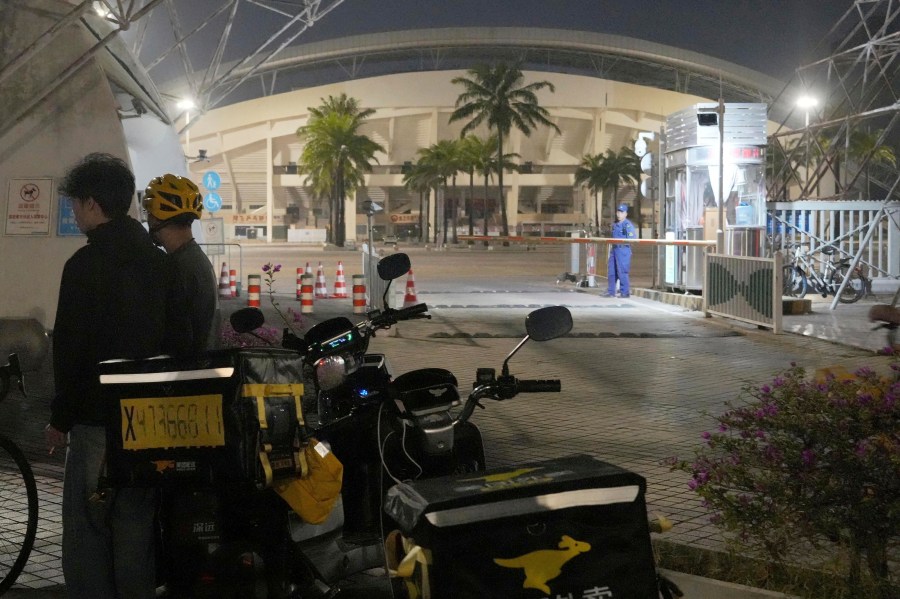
<box><xmin>608</xmin><ymin>217</ymin><xmax>636</xmax><ymax>296</ymax></box>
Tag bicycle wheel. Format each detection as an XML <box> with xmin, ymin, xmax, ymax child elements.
<box><xmin>0</xmin><ymin>435</ymin><xmax>38</xmax><ymax>594</ymax></box>
<box><xmin>835</xmin><ymin>265</ymin><xmax>865</xmax><ymax>304</ymax></box>
<box><xmin>782</xmin><ymin>266</ymin><xmax>807</xmax><ymax>298</ymax></box>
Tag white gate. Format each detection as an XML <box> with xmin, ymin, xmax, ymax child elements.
<box><xmin>767</xmin><ymin>200</ymin><xmax>900</xmax><ymax>280</ymax></box>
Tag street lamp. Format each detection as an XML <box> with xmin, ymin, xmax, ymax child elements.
<box><xmin>797</xmin><ymin>95</ymin><xmax>818</xmax><ymax>194</ymax></box>
<box><xmin>796</xmin><ymin>95</ymin><xmax>818</xmax><ymax>128</ymax></box>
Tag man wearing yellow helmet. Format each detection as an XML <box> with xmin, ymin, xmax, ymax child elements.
<box><xmin>143</xmin><ymin>173</ymin><xmax>219</xmax><ymax>357</ymax></box>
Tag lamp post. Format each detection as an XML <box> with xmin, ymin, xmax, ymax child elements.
<box><xmin>797</xmin><ymin>95</ymin><xmax>818</xmax><ymax>194</ymax></box>
<box><xmin>716</xmin><ymin>98</ymin><xmax>725</xmax><ymax>253</ymax></box>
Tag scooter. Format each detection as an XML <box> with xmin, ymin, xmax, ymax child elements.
<box><xmin>228</xmin><ymin>253</ymin><xmax>577</xmax><ymax>597</ymax></box>
<box><xmin>869</xmin><ymin>300</ymin><xmax>900</xmax><ymax>351</ymax></box>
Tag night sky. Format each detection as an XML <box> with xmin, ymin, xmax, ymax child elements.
<box><xmin>290</xmin><ymin>0</ymin><xmax>853</xmax><ymax>80</ymax></box>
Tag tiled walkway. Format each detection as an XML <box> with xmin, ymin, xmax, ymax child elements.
<box><xmin>0</xmin><ymin>269</ymin><xmax>892</xmax><ymax>595</ymax></box>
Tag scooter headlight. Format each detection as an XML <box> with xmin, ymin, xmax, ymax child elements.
<box><xmin>314</xmin><ymin>354</ymin><xmax>359</xmax><ymax>391</ymax></box>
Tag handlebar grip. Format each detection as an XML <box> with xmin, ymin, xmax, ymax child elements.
<box><xmin>395</xmin><ymin>303</ymin><xmax>429</xmax><ymax>320</ymax></box>
<box><xmin>517</xmin><ymin>379</ymin><xmax>561</xmax><ymax>393</ymax></box>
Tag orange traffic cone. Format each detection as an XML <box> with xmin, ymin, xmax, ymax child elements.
<box><xmin>314</xmin><ymin>262</ymin><xmax>329</xmax><ymax>299</ymax></box>
<box><xmin>403</xmin><ymin>269</ymin><xmax>418</xmax><ymax>307</ymax></box>
<box><xmin>218</xmin><ymin>263</ymin><xmax>232</xmax><ymax>300</ymax></box>
<box><xmin>332</xmin><ymin>261</ymin><xmax>348</xmax><ymax>298</ymax></box>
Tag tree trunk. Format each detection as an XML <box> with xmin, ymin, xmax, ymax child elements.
<box><xmin>497</xmin><ymin>132</ymin><xmax>509</xmax><ymax>237</ymax></box>
<box><xmin>468</xmin><ymin>167</ymin><xmax>475</xmax><ymax>238</ymax></box>
<box><xmin>418</xmin><ymin>191</ymin><xmax>424</xmax><ymax>242</ymax></box>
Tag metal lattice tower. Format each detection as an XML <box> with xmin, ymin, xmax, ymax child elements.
<box><xmin>767</xmin><ymin>0</ymin><xmax>900</xmax><ymax>203</ymax></box>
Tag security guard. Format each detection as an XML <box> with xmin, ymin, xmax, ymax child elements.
<box><xmin>607</xmin><ymin>203</ymin><xmax>636</xmax><ymax>297</ymax></box>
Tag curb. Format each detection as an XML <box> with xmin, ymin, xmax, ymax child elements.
<box><xmin>659</xmin><ymin>569</ymin><xmax>799</xmax><ymax>599</ymax></box>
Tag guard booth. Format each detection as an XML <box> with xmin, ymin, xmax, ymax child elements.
<box><xmin>663</xmin><ymin>103</ymin><xmax>767</xmax><ymax>290</ymax></box>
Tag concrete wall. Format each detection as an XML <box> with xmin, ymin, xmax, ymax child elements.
<box><xmin>0</xmin><ymin>1</ymin><xmax>133</xmax><ymax>329</ymax></box>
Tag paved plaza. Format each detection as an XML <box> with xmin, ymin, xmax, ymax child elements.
<box><xmin>0</xmin><ymin>245</ymin><xmax>893</xmax><ymax>596</ymax></box>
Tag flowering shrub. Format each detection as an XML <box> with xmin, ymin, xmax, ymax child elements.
<box><xmin>670</xmin><ymin>363</ymin><xmax>899</xmax><ymax>598</ymax></box>
<box><xmin>220</xmin><ymin>320</ymin><xmax>281</xmax><ymax>348</ymax></box>
<box><xmin>220</xmin><ymin>263</ymin><xmax>303</xmax><ymax>349</ymax></box>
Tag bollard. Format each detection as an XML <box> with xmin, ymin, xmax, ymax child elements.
<box><xmin>229</xmin><ymin>269</ymin><xmax>237</xmax><ymax>297</ymax></box>
<box><xmin>300</xmin><ymin>273</ymin><xmax>315</xmax><ymax>314</ymax></box>
<box><xmin>247</xmin><ymin>274</ymin><xmax>261</xmax><ymax>307</ymax></box>
<box><xmin>352</xmin><ymin>274</ymin><xmax>366</xmax><ymax>314</ymax></box>
<box><xmin>296</xmin><ymin>267</ymin><xmax>304</xmax><ymax>300</ymax></box>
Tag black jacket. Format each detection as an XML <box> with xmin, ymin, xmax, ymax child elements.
<box><xmin>51</xmin><ymin>217</ymin><xmax>167</xmax><ymax>432</ymax></box>
<box><xmin>163</xmin><ymin>239</ymin><xmax>219</xmax><ymax>358</ymax></box>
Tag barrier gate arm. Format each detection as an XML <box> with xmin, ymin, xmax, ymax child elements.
<box><xmin>457</xmin><ymin>235</ymin><xmax>717</xmax><ymax>247</ymax></box>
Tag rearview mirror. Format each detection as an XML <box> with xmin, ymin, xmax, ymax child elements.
<box><xmin>230</xmin><ymin>308</ymin><xmax>265</xmax><ymax>334</ymax></box>
<box><xmin>377</xmin><ymin>253</ymin><xmax>411</xmax><ymax>281</ymax></box>
<box><xmin>525</xmin><ymin>306</ymin><xmax>573</xmax><ymax>341</ymax></box>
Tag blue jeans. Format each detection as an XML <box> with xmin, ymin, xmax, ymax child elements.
<box><xmin>63</xmin><ymin>425</ymin><xmax>157</xmax><ymax>598</ymax></box>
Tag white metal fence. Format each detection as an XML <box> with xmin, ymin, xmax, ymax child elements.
<box><xmin>767</xmin><ymin>201</ymin><xmax>900</xmax><ymax>280</ymax></box>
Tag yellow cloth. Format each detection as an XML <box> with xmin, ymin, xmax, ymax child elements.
<box><xmin>274</xmin><ymin>439</ymin><xmax>343</xmax><ymax>524</ymax></box>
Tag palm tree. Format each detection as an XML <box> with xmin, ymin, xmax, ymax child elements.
<box><xmin>574</xmin><ymin>153</ymin><xmax>608</xmax><ymax>234</ymax></box>
<box><xmin>599</xmin><ymin>147</ymin><xmax>642</xmax><ymax>229</ymax></box>
<box><xmin>849</xmin><ymin>128</ymin><xmax>897</xmax><ymax>199</ymax></box>
<box><xmin>415</xmin><ymin>140</ymin><xmax>460</xmax><ymax>245</ymax></box>
<box><xmin>297</xmin><ymin>96</ymin><xmax>382</xmax><ymax>246</ymax></box>
<box><xmin>450</xmin><ymin>63</ymin><xmax>560</xmax><ymax>237</ymax></box>
<box><xmin>458</xmin><ymin>135</ymin><xmax>481</xmax><ymax>237</ymax></box>
<box><xmin>402</xmin><ymin>161</ymin><xmax>439</xmax><ymax>242</ymax></box>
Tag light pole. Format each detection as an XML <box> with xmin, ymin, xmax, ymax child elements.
<box><xmin>797</xmin><ymin>95</ymin><xmax>818</xmax><ymax>194</ymax></box>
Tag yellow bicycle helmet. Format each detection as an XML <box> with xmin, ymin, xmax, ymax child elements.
<box><xmin>143</xmin><ymin>174</ymin><xmax>202</xmax><ymax>221</ymax></box>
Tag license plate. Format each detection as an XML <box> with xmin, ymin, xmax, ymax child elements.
<box><xmin>120</xmin><ymin>394</ymin><xmax>225</xmax><ymax>450</ymax></box>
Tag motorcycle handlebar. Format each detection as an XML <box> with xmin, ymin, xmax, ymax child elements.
<box><xmin>368</xmin><ymin>303</ymin><xmax>430</xmax><ymax>329</ymax></box>
<box><xmin>516</xmin><ymin>379</ymin><xmax>561</xmax><ymax>393</ymax></box>
<box><xmin>452</xmin><ymin>377</ymin><xmax>561</xmax><ymax>429</ymax></box>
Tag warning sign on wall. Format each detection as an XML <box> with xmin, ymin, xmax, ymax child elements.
<box><xmin>5</xmin><ymin>178</ymin><xmax>52</xmax><ymax>236</ymax></box>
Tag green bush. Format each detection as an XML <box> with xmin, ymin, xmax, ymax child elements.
<box><xmin>670</xmin><ymin>363</ymin><xmax>899</xmax><ymax>598</ymax></box>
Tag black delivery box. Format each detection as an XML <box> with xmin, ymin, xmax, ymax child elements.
<box><xmin>98</xmin><ymin>348</ymin><xmax>306</xmax><ymax>489</ymax></box>
<box><xmin>383</xmin><ymin>454</ymin><xmax>658</xmax><ymax>598</ymax></box>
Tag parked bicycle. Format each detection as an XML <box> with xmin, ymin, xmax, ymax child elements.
<box><xmin>781</xmin><ymin>242</ymin><xmax>867</xmax><ymax>304</ymax></box>
<box><xmin>0</xmin><ymin>353</ymin><xmax>38</xmax><ymax>594</ymax></box>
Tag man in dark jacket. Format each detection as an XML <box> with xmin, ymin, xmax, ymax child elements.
<box><xmin>143</xmin><ymin>173</ymin><xmax>219</xmax><ymax>357</ymax></box>
<box><xmin>45</xmin><ymin>153</ymin><xmax>166</xmax><ymax>598</ymax></box>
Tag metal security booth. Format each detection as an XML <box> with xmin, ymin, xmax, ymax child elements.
<box><xmin>663</xmin><ymin>103</ymin><xmax>768</xmax><ymax>290</ymax></box>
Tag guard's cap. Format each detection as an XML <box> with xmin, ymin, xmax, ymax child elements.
<box><xmin>617</xmin><ymin>203</ymin><xmax>628</xmax><ymax>212</ymax></box>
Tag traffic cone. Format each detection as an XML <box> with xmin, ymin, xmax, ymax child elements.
<box><xmin>403</xmin><ymin>269</ymin><xmax>418</xmax><ymax>307</ymax></box>
<box><xmin>304</xmin><ymin>262</ymin><xmax>313</xmax><ymax>277</ymax></box>
<box><xmin>332</xmin><ymin>261</ymin><xmax>348</xmax><ymax>298</ymax></box>
<box><xmin>218</xmin><ymin>263</ymin><xmax>232</xmax><ymax>300</ymax></box>
<box><xmin>352</xmin><ymin>274</ymin><xmax>366</xmax><ymax>314</ymax></box>
<box><xmin>314</xmin><ymin>262</ymin><xmax>329</xmax><ymax>299</ymax></box>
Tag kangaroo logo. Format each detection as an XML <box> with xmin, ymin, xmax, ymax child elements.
<box><xmin>493</xmin><ymin>535</ymin><xmax>591</xmax><ymax>593</ymax></box>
